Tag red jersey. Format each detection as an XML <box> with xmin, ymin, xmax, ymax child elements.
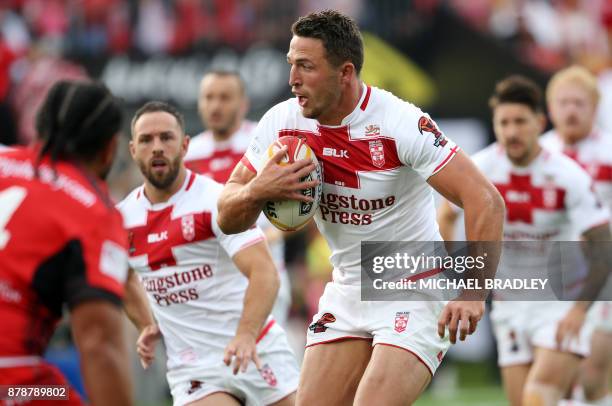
<box><xmin>0</xmin><ymin>146</ymin><xmax>129</xmax><ymax>358</ymax></box>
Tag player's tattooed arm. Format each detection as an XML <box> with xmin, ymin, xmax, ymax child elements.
<box><xmin>218</xmin><ymin>146</ymin><xmax>317</xmax><ymax>234</ymax></box>
<box><xmin>223</xmin><ymin>241</ymin><xmax>280</xmax><ymax>374</ymax></box>
<box><xmin>557</xmin><ymin>223</ymin><xmax>611</xmax><ymax>348</ymax></box>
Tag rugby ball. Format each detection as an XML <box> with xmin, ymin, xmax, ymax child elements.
<box><xmin>263</xmin><ymin>136</ymin><xmax>322</xmax><ymax>231</ymax></box>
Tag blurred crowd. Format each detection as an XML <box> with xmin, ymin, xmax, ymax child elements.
<box><xmin>2</xmin><ymin>1</ymin><xmax>611</xmax><ymax>144</ymax></box>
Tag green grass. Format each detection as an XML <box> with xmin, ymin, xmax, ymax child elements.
<box><xmin>416</xmin><ymin>387</ymin><xmax>507</xmax><ymax>406</ymax></box>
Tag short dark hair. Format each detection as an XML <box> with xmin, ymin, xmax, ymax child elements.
<box><xmin>131</xmin><ymin>101</ymin><xmax>185</xmax><ymax>135</ymax></box>
<box><xmin>35</xmin><ymin>80</ymin><xmax>122</xmax><ymax>164</ymax></box>
<box><xmin>203</xmin><ymin>70</ymin><xmax>245</xmax><ymax>94</ymax></box>
<box><xmin>489</xmin><ymin>75</ymin><xmax>543</xmax><ymax>113</ymax></box>
<box><xmin>291</xmin><ymin>10</ymin><xmax>364</xmax><ymax>74</ymax></box>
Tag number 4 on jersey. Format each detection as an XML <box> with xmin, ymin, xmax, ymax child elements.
<box><xmin>0</xmin><ymin>186</ymin><xmax>27</xmax><ymax>249</ymax></box>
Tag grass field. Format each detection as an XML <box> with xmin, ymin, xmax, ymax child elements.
<box><xmin>416</xmin><ymin>387</ymin><xmax>507</xmax><ymax>406</ymax></box>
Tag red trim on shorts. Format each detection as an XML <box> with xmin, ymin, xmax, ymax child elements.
<box><xmin>373</xmin><ymin>343</ymin><xmax>434</xmax><ymax>377</ymax></box>
<box><xmin>241</xmin><ymin>155</ymin><xmax>257</xmax><ymax>173</ymax></box>
<box><xmin>305</xmin><ymin>336</ymin><xmax>373</xmax><ymax>348</ymax></box>
<box><xmin>360</xmin><ymin>85</ymin><xmax>372</xmax><ymax>111</ymax></box>
<box><xmin>256</xmin><ymin>320</ymin><xmax>276</xmax><ymax>344</ymax></box>
<box><xmin>432</xmin><ymin>146</ymin><xmax>459</xmax><ymax>174</ymax></box>
<box><xmin>185</xmin><ymin>172</ymin><xmax>196</xmax><ymax>191</ymax></box>
<box><xmin>404</xmin><ymin>267</ymin><xmax>445</xmax><ymax>282</ymax></box>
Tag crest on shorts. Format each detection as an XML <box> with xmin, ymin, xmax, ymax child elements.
<box><xmin>181</xmin><ymin>214</ymin><xmax>195</xmax><ymax>241</ymax></box>
<box><xmin>260</xmin><ymin>364</ymin><xmax>278</xmax><ymax>387</ymax></box>
<box><xmin>365</xmin><ymin>124</ymin><xmax>380</xmax><ymax>137</ymax></box>
<box><xmin>369</xmin><ymin>140</ymin><xmax>385</xmax><ymax>168</ymax></box>
<box><xmin>187</xmin><ymin>380</ymin><xmax>203</xmax><ymax>395</ymax></box>
<box><xmin>394</xmin><ymin>311</ymin><xmax>409</xmax><ymax>333</ymax></box>
<box><xmin>309</xmin><ymin>312</ymin><xmax>336</xmax><ymax>334</ymax></box>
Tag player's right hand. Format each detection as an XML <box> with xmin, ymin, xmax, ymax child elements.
<box><xmin>438</xmin><ymin>300</ymin><xmax>484</xmax><ymax>344</ymax></box>
<box><xmin>136</xmin><ymin>324</ymin><xmax>162</xmax><ymax>369</ymax></box>
<box><xmin>249</xmin><ymin>145</ymin><xmax>319</xmax><ymax>202</ymax></box>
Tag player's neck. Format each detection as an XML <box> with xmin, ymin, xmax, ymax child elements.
<box><xmin>144</xmin><ymin>166</ymin><xmax>188</xmax><ymax>204</ymax></box>
<box><xmin>559</xmin><ymin>130</ymin><xmax>591</xmax><ymax>146</ymax></box>
<box><xmin>212</xmin><ymin>121</ymin><xmax>242</xmax><ymax>142</ymax></box>
<box><xmin>510</xmin><ymin>144</ymin><xmax>542</xmax><ymax>167</ymax></box>
<box><xmin>317</xmin><ymin>80</ymin><xmax>362</xmax><ymax>126</ymax></box>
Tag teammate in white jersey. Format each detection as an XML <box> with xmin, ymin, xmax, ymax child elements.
<box><xmin>543</xmin><ymin>66</ymin><xmax>612</xmax><ymax>406</ymax></box>
<box><xmin>216</xmin><ymin>10</ymin><xmax>505</xmax><ymax>406</ymax></box>
<box><xmin>120</xmin><ymin>101</ymin><xmax>299</xmax><ymax>406</ymax></box>
<box><xmin>438</xmin><ymin>75</ymin><xmax>611</xmax><ymax>406</ymax></box>
<box><xmin>185</xmin><ymin>71</ymin><xmax>291</xmax><ymax>326</ymax></box>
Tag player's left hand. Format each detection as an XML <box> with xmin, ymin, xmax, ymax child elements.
<box><xmin>223</xmin><ymin>333</ymin><xmax>262</xmax><ymax>374</ymax></box>
<box><xmin>136</xmin><ymin>324</ymin><xmax>162</xmax><ymax>369</ymax></box>
<box><xmin>438</xmin><ymin>300</ymin><xmax>484</xmax><ymax>344</ymax></box>
<box><xmin>555</xmin><ymin>305</ymin><xmax>587</xmax><ymax>350</ymax></box>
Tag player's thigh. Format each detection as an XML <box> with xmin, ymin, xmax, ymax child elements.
<box><xmin>528</xmin><ymin>347</ymin><xmax>581</xmax><ymax>389</ymax></box>
<box><xmin>185</xmin><ymin>392</ymin><xmax>241</xmax><ymax>406</ymax></box>
<box><xmin>296</xmin><ymin>338</ymin><xmax>372</xmax><ymax>406</ymax></box>
<box><xmin>586</xmin><ymin>330</ymin><xmax>612</xmax><ymax>370</ymax></box>
<box><xmin>268</xmin><ymin>391</ymin><xmax>296</xmax><ymax>406</ymax></box>
<box><xmin>500</xmin><ymin>364</ymin><xmax>531</xmax><ymax>406</ymax></box>
<box><xmin>353</xmin><ymin>344</ymin><xmax>431</xmax><ymax>406</ymax></box>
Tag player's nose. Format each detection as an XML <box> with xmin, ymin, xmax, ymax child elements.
<box><xmin>289</xmin><ymin>65</ymin><xmax>301</xmax><ymax>88</ymax></box>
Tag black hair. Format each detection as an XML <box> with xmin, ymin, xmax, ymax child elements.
<box><xmin>291</xmin><ymin>10</ymin><xmax>364</xmax><ymax>74</ymax></box>
<box><xmin>35</xmin><ymin>80</ymin><xmax>123</xmax><ymax>167</ymax></box>
<box><xmin>131</xmin><ymin>101</ymin><xmax>185</xmax><ymax>134</ymax></box>
<box><xmin>489</xmin><ymin>75</ymin><xmax>544</xmax><ymax>113</ymax></box>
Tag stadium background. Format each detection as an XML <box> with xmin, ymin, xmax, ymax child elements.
<box><xmin>1</xmin><ymin>0</ymin><xmax>611</xmax><ymax>404</ymax></box>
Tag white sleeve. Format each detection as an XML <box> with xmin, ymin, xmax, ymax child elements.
<box><xmin>212</xmin><ymin>208</ymin><xmax>266</xmax><ymax>257</ymax></box>
<box><xmin>242</xmin><ymin>103</ymin><xmax>287</xmax><ymax>174</ymax></box>
<box><xmin>566</xmin><ymin>167</ymin><xmax>611</xmax><ymax>235</ymax></box>
<box><xmin>393</xmin><ymin>102</ymin><xmax>459</xmax><ymax>180</ymax></box>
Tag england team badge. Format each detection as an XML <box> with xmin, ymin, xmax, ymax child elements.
<box><xmin>394</xmin><ymin>311</ymin><xmax>409</xmax><ymax>333</ymax></box>
<box><xmin>259</xmin><ymin>364</ymin><xmax>278</xmax><ymax>387</ymax></box>
<box><xmin>181</xmin><ymin>214</ymin><xmax>195</xmax><ymax>241</ymax></box>
<box><xmin>369</xmin><ymin>140</ymin><xmax>385</xmax><ymax>168</ymax></box>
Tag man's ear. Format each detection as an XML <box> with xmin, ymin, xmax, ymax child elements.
<box><xmin>340</xmin><ymin>62</ymin><xmax>356</xmax><ymax>85</ymax></box>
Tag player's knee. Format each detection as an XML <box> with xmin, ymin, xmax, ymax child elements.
<box><xmin>523</xmin><ymin>382</ymin><xmax>563</xmax><ymax>406</ymax></box>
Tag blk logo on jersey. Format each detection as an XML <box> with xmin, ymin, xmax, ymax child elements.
<box><xmin>369</xmin><ymin>140</ymin><xmax>385</xmax><ymax>168</ymax></box>
<box><xmin>260</xmin><ymin>364</ymin><xmax>278</xmax><ymax>387</ymax></box>
<box><xmin>309</xmin><ymin>312</ymin><xmax>336</xmax><ymax>333</ymax></box>
<box><xmin>322</xmin><ymin>147</ymin><xmax>349</xmax><ymax>158</ymax></box>
<box><xmin>418</xmin><ymin>116</ymin><xmax>448</xmax><ymax>148</ymax></box>
<box><xmin>394</xmin><ymin>311</ymin><xmax>409</xmax><ymax>333</ymax></box>
<box><xmin>148</xmin><ymin>231</ymin><xmax>168</xmax><ymax>243</ymax></box>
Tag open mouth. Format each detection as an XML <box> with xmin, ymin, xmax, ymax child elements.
<box><xmin>151</xmin><ymin>158</ymin><xmax>168</xmax><ymax>172</ymax></box>
<box><xmin>297</xmin><ymin>96</ymin><xmax>308</xmax><ymax>107</ymax></box>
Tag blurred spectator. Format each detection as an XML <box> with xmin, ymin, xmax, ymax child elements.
<box><xmin>12</xmin><ymin>44</ymin><xmax>87</xmax><ymax>144</ymax></box>
<box><xmin>0</xmin><ymin>34</ymin><xmax>17</xmax><ymax>145</ymax></box>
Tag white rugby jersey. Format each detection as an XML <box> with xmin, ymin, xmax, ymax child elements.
<box><xmin>242</xmin><ymin>84</ymin><xmax>459</xmax><ymax>285</ymax></box>
<box><xmin>117</xmin><ymin>171</ymin><xmax>266</xmax><ymax>370</ymax></box>
<box><xmin>185</xmin><ymin>120</ymin><xmax>285</xmax><ymax>268</ymax></box>
<box><xmin>541</xmin><ymin>129</ymin><xmax>612</xmax><ymax>213</ymax></box>
<box><xmin>185</xmin><ymin>121</ymin><xmax>256</xmax><ymax>183</ymax></box>
<box><xmin>471</xmin><ymin>143</ymin><xmax>609</xmax><ymax>300</ymax></box>
<box><xmin>472</xmin><ymin>143</ymin><xmax>608</xmax><ymax>241</ymax></box>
